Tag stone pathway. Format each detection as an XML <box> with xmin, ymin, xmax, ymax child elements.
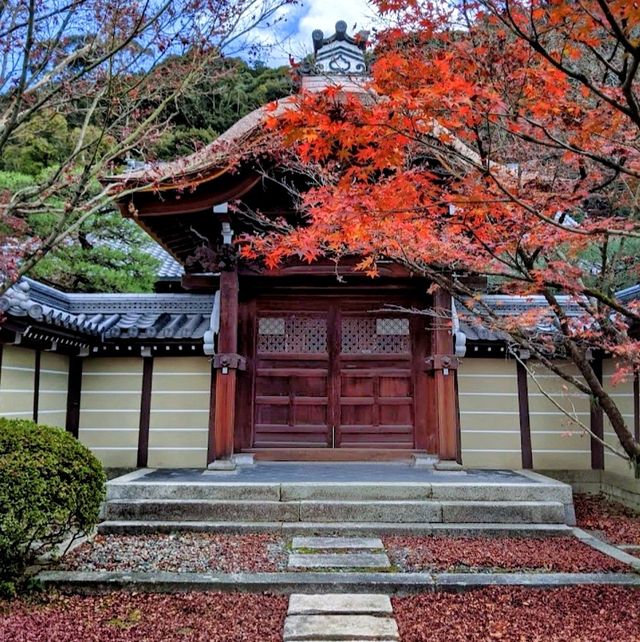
<box><xmin>284</xmin><ymin>593</ymin><xmax>399</xmax><ymax>641</ymax></box>
<box><xmin>284</xmin><ymin>538</ymin><xmax>398</xmax><ymax>640</ymax></box>
<box><xmin>288</xmin><ymin>537</ymin><xmax>391</xmax><ymax>571</ymax></box>
<box><xmin>283</xmin><ymin>538</ymin><xmax>398</xmax><ymax>640</ymax></box>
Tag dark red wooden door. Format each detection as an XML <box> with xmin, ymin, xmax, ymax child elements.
<box><xmin>252</xmin><ymin>300</ymin><xmax>416</xmax><ymax>449</ymax></box>
<box><xmin>338</xmin><ymin>315</ymin><xmax>414</xmax><ymax>448</ymax></box>
<box><xmin>253</xmin><ymin>312</ymin><xmax>331</xmax><ymax>447</ymax></box>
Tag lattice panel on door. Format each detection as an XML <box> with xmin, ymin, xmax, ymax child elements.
<box><xmin>341</xmin><ymin>317</ymin><xmax>410</xmax><ymax>354</ymax></box>
<box><xmin>257</xmin><ymin>316</ymin><xmax>327</xmax><ymax>354</ymax></box>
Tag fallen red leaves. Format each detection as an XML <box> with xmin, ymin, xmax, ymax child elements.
<box><xmin>574</xmin><ymin>494</ymin><xmax>640</xmax><ymax>544</ymax></box>
<box><xmin>0</xmin><ymin>592</ymin><xmax>287</xmax><ymax>642</ymax></box>
<box><xmin>393</xmin><ymin>586</ymin><xmax>640</xmax><ymax>642</ymax></box>
<box><xmin>383</xmin><ymin>536</ymin><xmax>628</xmax><ymax>573</ymax></box>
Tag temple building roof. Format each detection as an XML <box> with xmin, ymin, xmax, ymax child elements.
<box><xmin>143</xmin><ymin>241</ymin><xmax>184</xmax><ymax>279</ymax></box>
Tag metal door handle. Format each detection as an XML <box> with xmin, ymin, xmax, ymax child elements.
<box><xmin>331</xmin><ymin>425</ymin><xmax>336</xmax><ymax>449</ymax></box>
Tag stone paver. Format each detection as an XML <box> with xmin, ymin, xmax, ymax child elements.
<box><xmin>288</xmin><ymin>594</ymin><xmax>392</xmax><ymax>615</ymax></box>
<box><xmin>283</xmin><ymin>614</ymin><xmax>399</xmax><ymax>641</ymax></box>
<box><xmin>288</xmin><ymin>536</ymin><xmax>391</xmax><ymax>572</ymax></box>
<box><xmin>289</xmin><ymin>553</ymin><xmax>390</xmax><ymax>570</ymax></box>
<box><xmin>284</xmin><ymin>589</ymin><xmax>399</xmax><ymax>641</ymax></box>
<box><xmin>292</xmin><ymin>537</ymin><xmax>383</xmax><ymax>551</ymax></box>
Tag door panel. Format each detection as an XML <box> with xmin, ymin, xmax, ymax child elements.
<box><xmin>253</xmin><ymin>313</ymin><xmax>330</xmax><ymax>448</ymax></box>
<box><xmin>337</xmin><ymin>313</ymin><xmax>413</xmax><ymax>449</ymax></box>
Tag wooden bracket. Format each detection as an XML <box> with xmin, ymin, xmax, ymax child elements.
<box><xmin>425</xmin><ymin>355</ymin><xmax>460</xmax><ymax>372</ymax></box>
<box><xmin>213</xmin><ymin>353</ymin><xmax>247</xmax><ymax>371</ymax></box>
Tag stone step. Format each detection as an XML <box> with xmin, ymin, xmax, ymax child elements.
<box><xmin>106</xmin><ymin>480</ymin><xmax>573</xmax><ymax>504</ymax></box>
<box><xmin>107</xmin><ymin>482</ymin><xmax>280</xmax><ymax>501</ymax></box>
<box><xmin>105</xmin><ymin>499</ymin><xmax>299</xmax><ymax>522</ymax></box>
<box><xmin>98</xmin><ymin>520</ymin><xmax>574</xmax><ymax>536</ymax></box>
<box><xmin>104</xmin><ymin>499</ymin><xmax>567</xmax><ymax>524</ymax></box>
<box><xmin>282</xmin><ymin>482</ymin><xmax>572</xmax><ymax>503</ymax></box>
<box><xmin>284</xmin><ymin>614</ymin><xmax>399</xmax><ymax>641</ymax></box>
<box><xmin>292</xmin><ymin>537</ymin><xmax>384</xmax><ymax>551</ymax></box>
<box><xmin>288</xmin><ymin>553</ymin><xmax>391</xmax><ymax>570</ymax></box>
<box><xmin>298</xmin><ymin>500</ymin><xmax>567</xmax><ymax>524</ymax></box>
<box><xmin>288</xmin><ymin>594</ymin><xmax>392</xmax><ymax>616</ymax></box>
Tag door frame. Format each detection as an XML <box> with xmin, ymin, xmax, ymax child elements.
<box><xmin>237</xmin><ymin>288</ymin><xmax>434</xmax><ymax>456</ymax></box>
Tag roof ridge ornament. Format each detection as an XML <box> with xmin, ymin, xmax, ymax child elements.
<box><xmin>302</xmin><ymin>20</ymin><xmax>369</xmax><ymax>77</ymax></box>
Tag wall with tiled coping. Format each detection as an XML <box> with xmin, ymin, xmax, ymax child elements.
<box><xmin>0</xmin><ymin>345</ymin><xmax>637</xmax><ymax>476</ymax></box>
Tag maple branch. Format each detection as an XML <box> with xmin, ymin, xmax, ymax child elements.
<box><xmin>593</xmin><ymin>0</ymin><xmax>639</xmax><ymax>56</ymax></box>
<box><xmin>494</xmin><ymin>0</ymin><xmax>640</xmax><ymax>124</ymax></box>
<box><xmin>514</xmin><ymin>352</ymin><xmax>628</xmax><ymax>461</ymax></box>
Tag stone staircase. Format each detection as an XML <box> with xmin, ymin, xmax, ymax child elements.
<box><xmin>98</xmin><ymin>470</ymin><xmax>576</xmax><ymax>535</ymax></box>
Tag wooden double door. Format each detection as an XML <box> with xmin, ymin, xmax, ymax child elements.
<box><xmin>251</xmin><ymin>296</ymin><xmax>428</xmax><ymax>450</ymax></box>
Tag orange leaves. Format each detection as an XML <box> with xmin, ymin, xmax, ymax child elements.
<box><xmin>240</xmin><ymin>0</ymin><xmax>640</xmax><ymax>375</ymax></box>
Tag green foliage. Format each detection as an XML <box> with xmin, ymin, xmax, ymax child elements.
<box><xmin>580</xmin><ymin>236</ymin><xmax>640</xmax><ymax>292</ymax></box>
<box><xmin>30</xmin><ymin>212</ymin><xmax>161</xmax><ymax>293</ymax></box>
<box><xmin>0</xmin><ymin>170</ymin><xmax>36</xmax><ymax>193</ymax></box>
<box><xmin>1</xmin><ymin>58</ymin><xmax>293</xmax><ymax>290</ymax></box>
<box><xmin>150</xmin><ymin>59</ymin><xmax>293</xmax><ymax>160</ymax></box>
<box><xmin>151</xmin><ymin>127</ymin><xmax>218</xmax><ymax>160</ymax></box>
<box><xmin>0</xmin><ymin>171</ymin><xmax>36</xmax><ymax>234</ymax></box>
<box><xmin>0</xmin><ymin>112</ymin><xmax>71</xmax><ymax>176</ymax></box>
<box><xmin>0</xmin><ymin>418</ymin><xmax>106</xmax><ymax>597</ymax></box>
<box><xmin>0</xmin><ymin>169</ymin><xmax>160</xmax><ymax>292</ymax></box>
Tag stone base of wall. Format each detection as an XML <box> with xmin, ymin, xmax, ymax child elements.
<box><xmin>539</xmin><ymin>469</ymin><xmax>640</xmax><ymax>511</ymax></box>
<box><xmin>105</xmin><ymin>467</ymin><xmax>137</xmax><ymax>481</ymax></box>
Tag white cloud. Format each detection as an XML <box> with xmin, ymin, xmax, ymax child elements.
<box><xmin>258</xmin><ymin>0</ymin><xmax>377</xmax><ymax>66</ymax></box>
<box><xmin>296</xmin><ymin>0</ymin><xmax>374</xmax><ymax>47</ymax></box>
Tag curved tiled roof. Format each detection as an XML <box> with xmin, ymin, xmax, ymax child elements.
<box><xmin>103</xmin><ymin>97</ymin><xmax>297</xmax><ymax>191</ymax></box>
<box><xmin>144</xmin><ymin>242</ymin><xmax>184</xmax><ymax>279</ymax></box>
<box><xmin>0</xmin><ymin>278</ymin><xmax>213</xmax><ymax>341</ymax></box>
<box><xmin>618</xmin><ymin>284</ymin><xmax>640</xmax><ymax>303</ymax></box>
<box><xmin>1</xmin><ymin>276</ymin><xmax>612</xmax><ymax>349</ymax></box>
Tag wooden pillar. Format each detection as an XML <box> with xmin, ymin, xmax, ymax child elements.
<box><xmin>209</xmin><ymin>267</ymin><xmax>243</xmax><ymax>462</ymax></box>
<box><xmin>32</xmin><ymin>349</ymin><xmax>41</xmax><ymax>423</ymax></box>
<box><xmin>429</xmin><ymin>289</ymin><xmax>459</xmax><ymax>461</ymax></box>
<box><xmin>590</xmin><ymin>354</ymin><xmax>604</xmax><ymax>470</ymax></box>
<box><xmin>65</xmin><ymin>356</ymin><xmax>83</xmax><ymax>438</ymax></box>
<box><xmin>516</xmin><ymin>358</ymin><xmax>533</xmax><ymax>469</ymax></box>
<box><xmin>634</xmin><ymin>371</ymin><xmax>639</xmax><ymax>442</ymax></box>
<box><xmin>207</xmin><ymin>361</ymin><xmax>217</xmax><ymax>461</ymax></box>
<box><xmin>137</xmin><ymin>356</ymin><xmax>153</xmax><ymax>468</ymax></box>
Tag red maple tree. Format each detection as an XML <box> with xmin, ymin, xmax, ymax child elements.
<box><xmin>243</xmin><ymin>1</ymin><xmax>640</xmax><ymax>471</ymax></box>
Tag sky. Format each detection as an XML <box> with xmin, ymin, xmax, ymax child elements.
<box><xmin>252</xmin><ymin>0</ymin><xmax>378</xmax><ymax>67</ymax></box>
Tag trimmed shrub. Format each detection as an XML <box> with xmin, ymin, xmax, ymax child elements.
<box><xmin>0</xmin><ymin>418</ymin><xmax>106</xmax><ymax>596</ymax></box>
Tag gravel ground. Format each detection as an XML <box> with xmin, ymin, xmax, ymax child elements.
<box><xmin>383</xmin><ymin>536</ymin><xmax>629</xmax><ymax>572</ymax></box>
<box><xmin>60</xmin><ymin>533</ymin><xmax>288</xmax><ymax>573</ymax></box>
<box><xmin>393</xmin><ymin>586</ymin><xmax>640</xmax><ymax>642</ymax></box>
<box><xmin>0</xmin><ymin>592</ymin><xmax>288</xmax><ymax>642</ymax></box>
<box><xmin>575</xmin><ymin>493</ymin><xmax>640</xmax><ymax>544</ymax></box>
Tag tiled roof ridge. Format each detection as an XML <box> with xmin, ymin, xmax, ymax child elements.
<box><xmin>1</xmin><ymin>277</ymin><xmax>637</xmax><ymax>345</ymax></box>
<box><xmin>0</xmin><ymin>278</ymin><xmax>214</xmax><ymax>341</ymax></box>
<box><xmin>24</xmin><ymin>277</ymin><xmax>213</xmax><ymax>313</ymax></box>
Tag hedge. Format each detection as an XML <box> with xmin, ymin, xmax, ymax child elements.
<box><xmin>0</xmin><ymin>418</ymin><xmax>106</xmax><ymax>596</ymax></box>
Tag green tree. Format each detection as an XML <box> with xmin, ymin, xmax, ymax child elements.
<box><xmin>150</xmin><ymin>59</ymin><xmax>293</xmax><ymax>160</ymax></box>
<box><xmin>0</xmin><ymin>0</ymin><xmax>293</xmax><ymax>294</ymax></box>
<box><xmin>0</xmin><ymin>171</ymin><xmax>159</xmax><ymax>292</ymax></box>
<box><xmin>0</xmin><ymin>112</ymin><xmax>71</xmax><ymax>176</ymax></box>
